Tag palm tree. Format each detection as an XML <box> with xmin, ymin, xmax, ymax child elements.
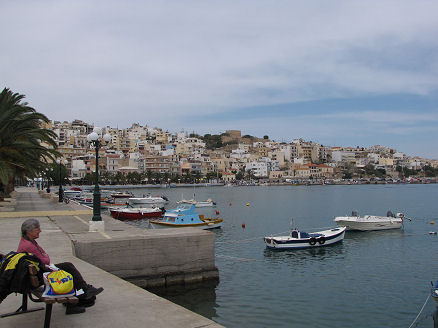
<box><xmin>0</xmin><ymin>88</ymin><xmax>59</xmax><ymax>199</ymax></box>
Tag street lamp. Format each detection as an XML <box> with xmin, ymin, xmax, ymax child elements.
<box><xmin>87</xmin><ymin>127</ymin><xmax>111</xmax><ymax>224</ymax></box>
<box><xmin>56</xmin><ymin>159</ymin><xmax>67</xmax><ymax>202</ymax></box>
<box><xmin>45</xmin><ymin>167</ymin><xmax>51</xmax><ymax>193</ymax></box>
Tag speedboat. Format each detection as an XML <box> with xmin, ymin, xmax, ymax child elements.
<box><xmin>109</xmin><ymin>206</ymin><xmax>164</xmax><ymax>220</ymax></box>
<box><xmin>264</xmin><ymin>226</ymin><xmax>346</xmax><ymax>250</ymax></box>
<box><xmin>334</xmin><ymin>211</ymin><xmax>406</xmax><ymax>231</ymax></box>
<box><xmin>177</xmin><ymin>198</ymin><xmax>216</xmax><ymax>207</ymax></box>
<box><xmin>128</xmin><ymin>194</ymin><xmax>169</xmax><ymax>206</ymax></box>
<box><xmin>148</xmin><ymin>204</ymin><xmax>222</xmax><ymax>230</ymax></box>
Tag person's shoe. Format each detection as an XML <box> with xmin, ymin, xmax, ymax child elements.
<box><xmin>83</xmin><ymin>285</ymin><xmax>104</xmax><ymax>300</ymax></box>
<box><xmin>78</xmin><ymin>295</ymin><xmax>96</xmax><ymax>307</ymax></box>
<box><xmin>65</xmin><ymin>304</ymin><xmax>86</xmax><ymax>315</ymax></box>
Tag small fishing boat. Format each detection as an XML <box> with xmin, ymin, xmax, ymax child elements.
<box><xmin>70</xmin><ymin>192</ymin><xmax>116</xmax><ymax>208</ymax></box>
<box><xmin>148</xmin><ymin>204</ymin><xmax>222</xmax><ymax>230</ymax></box>
<box><xmin>264</xmin><ymin>225</ymin><xmax>346</xmax><ymax>250</ymax></box>
<box><xmin>128</xmin><ymin>194</ymin><xmax>169</xmax><ymax>206</ymax></box>
<box><xmin>177</xmin><ymin>198</ymin><xmax>216</xmax><ymax>207</ymax></box>
<box><xmin>63</xmin><ymin>189</ymin><xmax>82</xmax><ymax>197</ymax></box>
<box><xmin>334</xmin><ymin>211</ymin><xmax>406</xmax><ymax>231</ymax></box>
<box><xmin>110</xmin><ymin>206</ymin><xmax>164</xmax><ymax>220</ymax></box>
<box><xmin>111</xmin><ymin>191</ymin><xmax>134</xmax><ymax>198</ymax></box>
<box><xmin>432</xmin><ymin>281</ymin><xmax>438</xmax><ymax>303</ymax></box>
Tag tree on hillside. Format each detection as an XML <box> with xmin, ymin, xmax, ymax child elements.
<box><xmin>202</xmin><ymin>134</ymin><xmax>223</xmax><ymax>149</ymax></box>
<box><xmin>0</xmin><ymin>88</ymin><xmax>59</xmax><ymax>199</ymax></box>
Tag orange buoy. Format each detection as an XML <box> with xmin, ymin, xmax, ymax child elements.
<box><xmin>242</xmin><ymin>223</ymin><xmax>246</xmax><ymax>228</ymax></box>
<box><xmin>229</xmin><ymin>202</ymin><xmax>232</xmax><ymax>206</ymax></box>
<box><xmin>216</xmin><ymin>210</ymin><xmax>220</xmax><ymax>215</ymax></box>
<box><xmin>246</xmin><ymin>202</ymin><xmax>250</xmax><ymax>207</ymax></box>
<box><xmin>431</xmin><ymin>221</ymin><xmax>435</xmax><ymax>225</ymax></box>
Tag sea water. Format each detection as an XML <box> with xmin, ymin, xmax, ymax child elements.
<box><xmin>123</xmin><ymin>184</ymin><xmax>438</xmax><ymax>328</ymax></box>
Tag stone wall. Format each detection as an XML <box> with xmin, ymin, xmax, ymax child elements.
<box><xmin>72</xmin><ymin>229</ymin><xmax>219</xmax><ymax>288</ymax></box>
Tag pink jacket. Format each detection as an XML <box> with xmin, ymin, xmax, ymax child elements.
<box><xmin>17</xmin><ymin>237</ymin><xmax>51</xmax><ymax>265</ymax></box>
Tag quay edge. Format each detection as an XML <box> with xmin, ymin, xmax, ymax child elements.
<box><xmin>71</xmin><ymin>227</ymin><xmax>219</xmax><ymax>288</ymax></box>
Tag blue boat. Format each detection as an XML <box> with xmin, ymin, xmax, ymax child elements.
<box><xmin>148</xmin><ymin>204</ymin><xmax>222</xmax><ymax>230</ymax></box>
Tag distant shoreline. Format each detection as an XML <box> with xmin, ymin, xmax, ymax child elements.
<box><xmin>61</xmin><ymin>177</ymin><xmax>438</xmax><ymax>190</ymax></box>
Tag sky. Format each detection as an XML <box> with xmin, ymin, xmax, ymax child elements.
<box><xmin>2</xmin><ymin>1</ymin><xmax>438</xmax><ymax>159</ymax></box>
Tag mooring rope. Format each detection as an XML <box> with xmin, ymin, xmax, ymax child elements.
<box><xmin>407</xmin><ymin>293</ymin><xmax>431</xmax><ymax>328</ymax></box>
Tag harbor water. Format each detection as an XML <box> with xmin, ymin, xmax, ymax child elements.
<box><xmin>118</xmin><ymin>184</ymin><xmax>438</xmax><ymax>328</ymax></box>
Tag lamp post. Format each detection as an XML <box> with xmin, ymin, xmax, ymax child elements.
<box><xmin>56</xmin><ymin>159</ymin><xmax>67</xmax><ymax>202</ymax></box>
<box><xmin>45</xmin><ymin>167</ymin><xmax>51</xmax><ymax>193</ymax></box>
<box><xmin>87</xmin><ymin>127</ymin><xmax>111</xmax><ymax>223</ymax></box>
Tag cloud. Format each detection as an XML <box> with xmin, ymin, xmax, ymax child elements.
<box><xmin>2</xmin><ymin>1</ymin><xmax>438</xmax><ymax>157</ymax></box>
<box><xmin>319</xmin><ymin>111</ymin><xmax>438</xmax><ymax>125</ymax></box>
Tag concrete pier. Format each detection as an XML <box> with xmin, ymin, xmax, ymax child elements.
<box><xmin>0</xmin><ymin>187</ymin><xmax>224</xmax><ymax>328</ymax></box>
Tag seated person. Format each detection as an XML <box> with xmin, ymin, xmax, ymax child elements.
<box><xmin>17</xmin><ymin>218</ymin><xmax>103</xmax><ymax>314</ymax></box>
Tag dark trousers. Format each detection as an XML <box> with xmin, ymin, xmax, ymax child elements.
<box><xmin>53</xmin><ymin>262</ymin><xmax>87</xmax><ymax>291</ymax></box>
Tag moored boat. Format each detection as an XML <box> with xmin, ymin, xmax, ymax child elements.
<box><xmin>128</xmin><ymin>194</ymin><xmax>169</xmax><ymax>206</ymax></box>
<box><xmin>63</xmin><ymin>189</ymin><xmax>82</xmax><ymax>197</ymax></box>
<box><xmin>70</xmin><ymin>192</ymin><xmax>116</xmax><ymax>208</ymax></box>
<box><xmin>264</xmin><ymin>226</ymin><xmax>346</xmax><ymax>250</ymax></box>
<box><xmin>148</xmin><ymin>204</ymin><xmax>222</xmax><ymax>230</ymax></box>
<box><xmin>111</xmin><ymin>191</ymin><xmax>134</xmax><ymax>198</ymax></box>
<box><xmin>334</xmin><ymin>211</ymin><xmax>406</xmax><ymax>231</ymax></box>
<box><xmin>432</xmin><ymin>281</ymin><xmax>438</xmax><ymax>303</ymax></box>
<box><xmin>110</xmin><ymin>206</ymin><xmax>164</xmax><ymax>220</ymax></box>
<box><xmin>177</xmin><ymin>198</ymin><xmax>216</xmax><ymax>207</ymax></box>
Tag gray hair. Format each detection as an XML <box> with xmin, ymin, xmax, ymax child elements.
<box><xmin>21</xmin><ymin>218</ymin><xmax>40</xmax><ymax>238</ymax></box>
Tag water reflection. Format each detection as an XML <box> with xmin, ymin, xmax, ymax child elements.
<box><xmin>434</xmin><ymin>307</ymin><xmax>438</xmax><ymax>328</ymax></box>
<box><xmin>263</xmin><ymin>243</ymin><xmax>345</xmax><ymax>263</ymax></box>
<box><xmin>344</xmin><ymin>229</ymin><xmax>405</xmax><ymax>241</ymax></box>
<box><xmin>146</xmin><ymin>280</ymin><xmax>219</xmax><ymax>320</ymax></box>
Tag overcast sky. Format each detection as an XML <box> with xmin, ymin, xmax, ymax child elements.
<box><xmin>2</xmin><ymin>1</ymin><xmax>438</xmax><ymax>158</ymax></box>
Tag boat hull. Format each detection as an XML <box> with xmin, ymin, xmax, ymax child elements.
<box><xmin>264</xmin><ymin>227</ymin><xmax>346</xmax><ymax>250</ymax></box>
<box><xmin>128</xmin><ymin>198</ymin><xmax>167</xmax><ymax>205</ymax></box>
<box><xmin>110</xmin><ymin>208</ymin><xmax>163</xmax><ymax>221</ymax></box>
<box><xmin>177</xmin><ymin>200</ymin><xmax>216</xmax><ymax>207</ymax></box>
<box><xmin>194</xmin><ymin>201</ymin><xmax>215</xmax><ymax>208</ymax></box>
<box><xmin>334</xmin><ymin>216</ymin><xmax>402</xmax><ymax>231</ymax></box>
<box><xmin>433</xmin><ymin>290</ymin><xmax>438</xmax><ymax>304</ymax></box>
<box><xmin>149</xmin><ymin>219</ymin><xmax>222</xmax><ymax>230</ymax></box>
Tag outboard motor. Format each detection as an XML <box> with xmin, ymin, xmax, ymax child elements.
<box><xmin>162</xmin><ymin>195</ymin><xmax>169</xmax><ymax>201</ymax></box>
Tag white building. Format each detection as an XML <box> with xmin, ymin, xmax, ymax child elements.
<box><xmin>245</xmin><ymin>161</ymin><xmax>268</xmax><ymax>177</ymax></box>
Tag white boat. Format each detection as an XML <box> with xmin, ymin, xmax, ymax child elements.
<box><xmin>334</xmin><ymin>211</ymin><xmax>406</xmax><ymax>231</ymax></box>
<box><xmin>128</xmin><ymin>194</ymin><xmax>169</xmax><ymax>206</ymax></box>
<box><xmin>111</xmin><ymin>191</ymin><xmax>134</xmax><ymax>198</ymax></box>
<box><xmin>63</xmin><ymin>189</ymin><xmax>82</xmax><ymax>197</ymax></box>
<box><xmin>177</xmin><ymin>198</ymin><xmax>216</xmax><ymax>207</ymax></box>
<box><xmin>264</xmin><ymin>226</ymin><xmax>346</xmax><ymax>250</ymax></box>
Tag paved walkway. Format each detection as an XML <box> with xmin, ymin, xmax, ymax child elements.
<box><xmin>0</xmin><ymin>187</ymin><xmax>223</xmax><ymax>328</ymax></box>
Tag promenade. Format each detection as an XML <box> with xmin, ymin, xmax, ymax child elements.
<box><xmin>0</xmin><ymin>187</ymin><xmax>223</xmax><ymax>328</ymax></box>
